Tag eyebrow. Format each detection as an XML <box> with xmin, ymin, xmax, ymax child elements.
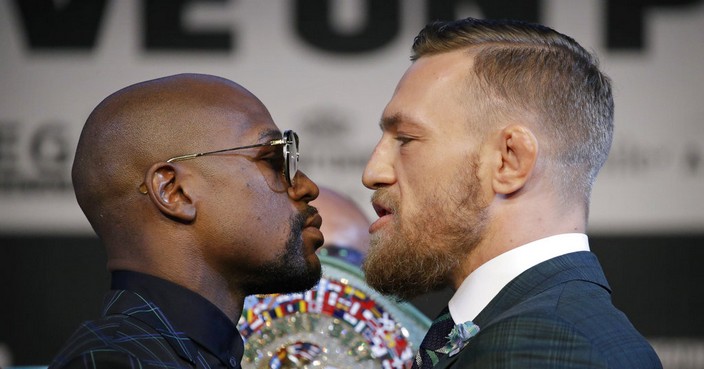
<box><xmin>379</xmin><ymin>114</ymin><xmax>401</xmax><ymax>131</ymax></box>
<box><xmin>379</xmin><ymin>113</ymin><xmax>423</xmax><ymax>132</ymax></box>
<box><xmin>258</xmin><ymin>129</ymin><xmax>283</xmax><ymax>142</ymax></box>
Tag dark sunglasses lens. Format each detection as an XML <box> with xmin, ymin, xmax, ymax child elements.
<box><xmin>283</xmin><ymin>131</ymin><xmax>299</xmax><ymax>186</ymax></box>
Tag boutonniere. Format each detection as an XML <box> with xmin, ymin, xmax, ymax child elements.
<box><xmin>437</xmin><ymin>321</ymin><xmax>480</xmax><ymax>357</ymax></box>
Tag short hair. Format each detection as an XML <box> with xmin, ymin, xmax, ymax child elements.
<box><xmin>412</xmin><ymin>18</ymin><xmax>614</xmax><ymax>205</ymax></box>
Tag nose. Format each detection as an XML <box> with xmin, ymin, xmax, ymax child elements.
<box><xmin>362</xmin><ymin>138</ymin><xmax>396</xmax><ymax>190</ymax></box>
<box><xmin>288</xmin><ymin>170</ymin><xmax>319</xmax><ymax>203</ymax></box>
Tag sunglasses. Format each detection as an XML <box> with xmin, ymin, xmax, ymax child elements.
<box><xmin>165</xmin><ymin>130</ymin><xmax>300</xmax><ymax>187</ymax></box>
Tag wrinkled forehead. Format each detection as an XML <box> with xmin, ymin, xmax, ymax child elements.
<box><xmin>202</xmin><ymin>110</ymin><xmax>282</xmax><ymax>151</ymax></box>
<box><xmin>149</xmin><ymin>85</ymin><xmax>282</xmax><ymax>152</ymax></box>
<box><xmin>380</xmin><ymin>51</ymin><xmax>474</xmax><ymax>134</ymax></box>
<box><xmin>393</xmin><ymin>50</ymin><xmax>473</xmax><ymax>100</ymax></box>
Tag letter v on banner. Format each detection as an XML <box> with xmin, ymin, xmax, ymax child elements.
<box><xmin>12</xmin><ymin>0</ymin><xmax>108</xmax><ymax>49</ymax></box>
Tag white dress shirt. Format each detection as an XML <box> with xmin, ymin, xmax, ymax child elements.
<box><xmin>448</xmin><ymin>233</ymin><xmax>590</xmax><ymax>325</ymax></box>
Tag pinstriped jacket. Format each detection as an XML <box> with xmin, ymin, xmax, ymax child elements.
<box><xmin>435</xmin><ymin>252</ymin><xmax>663</xmax><ymax>369</ymax></box>
<box><xmin>49</xmin><ymin>272</ymin><xmax>243</xmax><ymax>369</ymax></box>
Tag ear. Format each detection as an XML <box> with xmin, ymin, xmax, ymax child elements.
<box><xmin>142</xmin><ymin>162</ymin><xmax>197</xmax><ymax>223</ymax></box>
<box><xmin>491</xmin><ymin>124</ymin><xmax>538</xmax><ymax>195</ymax></box>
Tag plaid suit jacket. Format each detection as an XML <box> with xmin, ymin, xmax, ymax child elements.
<box><xmin>435</xmin><ymin>252</ymin><xmax>662</xmax><ymax>369</ymax></box>
<box><xmin>49</xmin><ymin>289</ymin><xmax>224</xmax><ymax>369</ymax></box>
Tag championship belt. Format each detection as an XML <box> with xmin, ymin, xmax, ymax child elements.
<box><xmin>237</xmin><ymin>255</ymin><xmax>431</xmax><ymax>369</ymax></box>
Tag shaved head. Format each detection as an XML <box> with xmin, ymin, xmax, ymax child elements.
<box><xmin>73</xmin><ymin>74</ymin><xmax>272</xmax><ymax>247</ymax></box>
<box><xmin>65</xmin><ymin>73</ymin><xmax>324</xmax><ymax>327</ymax></box>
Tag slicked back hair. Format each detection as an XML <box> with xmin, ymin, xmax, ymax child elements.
<box><xmin>412</xmin><ymin>18</ymin><xmax>614</xmax><ymax>206</ymax></box>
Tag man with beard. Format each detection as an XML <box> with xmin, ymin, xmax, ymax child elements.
<box><xmin>362</xmin><ymin>18</ymin><xmax>662</xmax><ymax>369</ymax></box>
<box><xmin>49</xmin><ymin>74</ymin><xmax>324</xmax><ymax>368</ymax></box>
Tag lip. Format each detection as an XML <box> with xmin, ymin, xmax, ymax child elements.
<box><xmin>303</xmin><ymin>212</ymin><xmax>324</xmax><ymax>250</ymax></box>
<box><xmin>305</xmin><ymin>212</ymin><xmax>323</xmax><ymax>230</ymax></box>
<box><xmin>369</xmin><ymin>202</ymin><xmax>393</xmax><ymax>234</ymax></box>
<box><xmin>372</xmin><ymin>202</ymin><xmax>391</xmax><ymax>218</ymax></box>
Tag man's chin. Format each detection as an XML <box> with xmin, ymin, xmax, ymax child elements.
<box><xmin>363</xmin><ymin>246</ymin><xmax>446</xmax><ymax>301</ymax></box>
<box><xmin>363</xmin><ymin>264</ymin><xmax>419</xmax><ymax>302</ymax></box>
<box><xmin>281</xmin><ymin>261</ymin><xmax>323</xmax><ymax>294</ymax></box>
<box><xmin>247</xmin><ymin>256</ymin><xmax>322</xmax><ymax>296</ymax></box>
<box><xmin>288</xmin><ymin>271</ymin><xmax>322</xmax><ymax>294</ymax></box>
<box><xmin>365</xmin><ymin>277</ymin><xmax>435</xmax><ymax>302</ymax></box>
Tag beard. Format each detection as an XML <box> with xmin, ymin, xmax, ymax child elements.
<box><xmin>243</xmin><ymin>206</ymin><xmax>322</xmax><ymax>295</ymax></box>
<box><xmin>362</xmin><ymin>156</ymin><xmax>488</xmax><ymax>301</ymax></box>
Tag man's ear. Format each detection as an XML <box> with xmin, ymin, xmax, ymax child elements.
<box><xmin>491</xmin><ymin>124</ymin><xmax>538</xmax><ymax>195</ymax></box>
<box><xmin>142</xmin><ymin>162</ymin><xmax>196</xmax><ymax>222</ymax></box>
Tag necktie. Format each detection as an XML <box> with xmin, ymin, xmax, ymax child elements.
<box><xmin>412</xmin><ymin>307</ymin><xmax>455</xmax><ymax>369</ymax></box>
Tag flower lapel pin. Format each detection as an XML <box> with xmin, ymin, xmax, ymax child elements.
<box><xmin>437</xmin><ymin>321</ymin><xmax>480</xmax><ymax>357</ymax></box>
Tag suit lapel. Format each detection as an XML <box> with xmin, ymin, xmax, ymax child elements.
<box><xmin>474</xmin><ymin>251</ymin><xmax>609</xmax><ymax>328</ymax></box>
<box><xmin>102</xmin><ymin>289</ymin><xmax>201</xmax><ymax>364</ymax></box>
<box><xmin>430</xmin><ymin>252</ymin><xmax>610</xmax><ymax>366</ymax></box>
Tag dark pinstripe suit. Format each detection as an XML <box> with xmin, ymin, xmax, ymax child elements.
<box><xmin>49</xmin><ymin>272</ymin><xmax>243</xmax><ymax>369</ymax></box>
<box><xmin>435</xmin><ymin>252</ymin><xmax>662</xmax><ymax>369</ymax></box>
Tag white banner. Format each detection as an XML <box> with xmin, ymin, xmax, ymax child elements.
<box><xmin>1</xmin><ymin>0</ymin><xmax>703</xmax><ymax>234</ymax></box>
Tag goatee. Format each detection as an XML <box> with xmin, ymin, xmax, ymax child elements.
<box><xmin>243</xmin><ymin>206</ymin><xmax>322</xmax><ymax>295</ymax></box>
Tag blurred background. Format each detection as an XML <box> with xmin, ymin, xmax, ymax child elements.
<box><xmin>1</xmin><ymin>0</ymin><xmax>703</xmax><ymax>367</ymax></box>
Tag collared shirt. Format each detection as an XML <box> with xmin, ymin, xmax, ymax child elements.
<box><xmin>112</xmin><ymin>271</ymin><xmax>244</xmax><ymax>368</ymax></box>
<box><xmin>448</xmin><ymin>233</ymin><xmax>590</xmax><ymax>325</ymax></box>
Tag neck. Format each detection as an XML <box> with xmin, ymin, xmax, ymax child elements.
<box><xmin>450</xmin><ymin>198</ymin><xmax>586</xmax><ymax>289</ymax></box>
<box><xmin>106</xmin><ymin>240</ymin><xmax>246</xmax><ymax>324</ymax></box>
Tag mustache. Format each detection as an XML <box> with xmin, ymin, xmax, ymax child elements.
<box><xmin>286</xmin><ymin>205</ymin><xmax>319</xmax><ymax>252</ymax></box>
<box><xmin>371</xmin><ymin>188</ymin><xmax>399</xmax><ymax>213</ymax></box>
<box><xmin>292</xmin><ymin>205</ymin><xmax>319</xmax><ymax>230</ymax></box>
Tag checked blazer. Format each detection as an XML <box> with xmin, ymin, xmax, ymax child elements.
<box><xmin>433</xmin><ymin>252</ymin><xmax>662</xmax><ymax>369</ymax></box>
<box><xmin>49</xmin><ymin>289</ymin><xmax>235</xmax><ymax>369</ymax></box>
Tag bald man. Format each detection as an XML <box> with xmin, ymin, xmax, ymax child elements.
<box><xmin>313</xmin><ymin>187</ymin><xmax>370</xmax><ymax>266</ymax></box>
<box><xmin>49</xmin><ymin>74</ymin><xmax>324</xmax><ymax>368</ymax></box>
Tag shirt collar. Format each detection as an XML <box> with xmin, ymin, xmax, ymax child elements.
<box><xmin>448</xmin><ymin>233</ymin><xmax>590</xmax><ymax>325</ymax></box>
<box><xmin>111</xmin><ymin>270</ymin><xmax>244</xmax><ymax>367</ymax></box>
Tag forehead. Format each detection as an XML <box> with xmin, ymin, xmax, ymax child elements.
<box><xmin>381</xmin><ymin>50</ymin><xmax>475</xmax><ymax>134</ymax></box>
<box><xmin>198</xmin><ymin>96</ymin><xmax>282</xmax><ymax>146</ymax></box>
